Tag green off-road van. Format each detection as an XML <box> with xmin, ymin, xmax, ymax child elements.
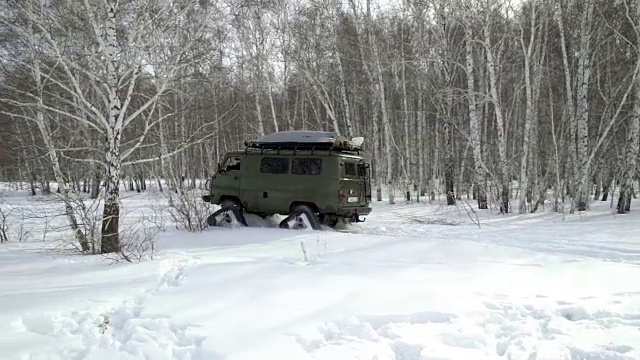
<box><xmin>202</xmin><ymin>130</ymin><xmax>372</xmax><ymax>230</ymax></box>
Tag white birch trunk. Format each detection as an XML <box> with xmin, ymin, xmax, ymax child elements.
<box><xmin>617</xmin><ymin>0</ymin><xmax>640</xmax><ymax>213</ymax></box>
<box><xmin>617</xmin><ymin>83</ymin><xmax>639</xmax><ymax>213</ymax></box>
<box><xmin>417</xmin><ymin>93</ymin><xmax>425</xmax><ymax>202</ymax></box>
<box><xmin>529</xmin><ymin>19</ymin><xmax>548</xmax><ymax>212</ymax></box>
<box><xmin>518</xmin><ymin>4</ymin><xmax>537</xmax><ymax>214</ymax></box>
<box><xmin>331</xmin><ymin>5</ymin><xmax>353</xmax><ymax>137</ymax></box>
<box><xmin>432</xmin><ymin>111</ymin><xmax>439</xmax><ymax>202</ymax></box>
<box><xmin>371</xmin><ymin>29</ymin><xmax>395</xmax><ymax>204</ymax></box>
<box><xmin>255</xmin><ymin>91</ymin><xmax>265</xmax><ymax>137</ymax></box>
<box><xmin>34</xmin><ymin>73</ymin><xmax>90</xmax><ymax>252</ymax></box>
<box><xmin>556</xmin><ymin>2</ymin><xmax>578</xmax><ymax>205</ymax></box>
<box><xmin>435</xmin><ymin>1</ymin><xmax>455</xmax><ymax>206</ymax></box>
<box><xmin>575</xmin><ymin>0</ymin><xmax>594</xmax><ymax>211</ymax></box>
<box><xmin>268</xmin><ymin>82</ymin><xmax>279</xmax><ymax>133</ymax></box>
<box><xmin>443</xmin><ymin>98</ymin><xmax>455</xmax><ymax>205</ymax></box>
<box><xmin>401</xmin><ymin>22</ymin><xmax>412</xmax><ymax>200</ymax></box>
<box><xmin>348</xmin><ymin>0</ymin><xmax>382</xmax><ymax>200</ymax></box>
<box><xmin>519</xmin><ymin>5</ymin><xmax>548</xmax><ymax>213</ymax></box>
<box><xmin>25</xmin><ymin>0</ymin><xmax>90</xmax><ymax>252</ymax></box>
<box><xmin>484</xmin><ymin>17</ymin><xmax>510</xmax><ymax>213</ymax></box>
<box><xmin>465</xmin><ymin>28</ymin><xmax>487</xmax><ymax>209</ymax></box>
<box><xmin>304</xmin><ymin>68</ymin><xmax>340</xmax><ymax>134</ymax></box>
<box><xmin>100</xmin><ymin>0</ymin><xmax>123</xmax><ymax>254</ymax></box>
<box><xmin>158</xmin><ymin>104</ymin><xmax>175</xmax><ymax>191</ymax></box>
<box><xmin>335</xmin><ymin>49</ymin><xmax>352</xmax><ymax>136</ymax></box>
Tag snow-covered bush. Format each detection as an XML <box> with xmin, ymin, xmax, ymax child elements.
<box><xmin>116</xmin><ymin>221</ymin><xmax>159</xmax><ymax>263</ymax></box>
<box><xmin>0</xmin><ymin>193</ymin><xmax>34</xmax><ymax>243</ymax></box>
<box><xmin>0</xmin><ymin>202</ymin><xmax>8</xmax><ymax>244</ymax></box>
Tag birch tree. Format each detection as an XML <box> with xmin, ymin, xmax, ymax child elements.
<box><xmin>574</xmin><ymin>0</ymin><xmax>595</xmax><ymax>211</ymax></box>
<box><xmin>2</xmin><ymin>0</ymin><xmax>640</xmax><ymax>221</ymax></box>
<box><xmin>482</xmin><ymin>0</ymin><xmax>510</xmax><ymax>213</ymax></box>
<box><xmin>369</xmin><ymin>14</ymin><xmax>396</xmax><ymax>205</ymax></box>
<box><xmin>617</xmin><ymin>0</ymin><xmax>640</xmax><ymax>213</ymax></box>
<box><xmin>555</xmin><ymin>0</ymin><xmax>578</xmax><ymax>206</ymax></box>
<box><xmin>347</xmin><ymin>0</ymin><xmax>383</xmax><ymax>201</ymax></box>
<box><xmin>518</xmin><ymin>0</ymin><xmax>547</xmax><ymax>213</ymax></box>
<box><xmin>329</xmin><ymin>0</ymin><xmax>353</xmax><ymax>136</ymax></box>
<box><xmin>4</xmin><ymin>0</ymin><xmax>214</xmax><ymax>253</ymax></box>
<box><xmin>464</xmin><ymin>23</ymin><xmax>488</xmax><ymax>209</ymax></box>
<box><xmin>0</xmin><ymin>0</ymin><xmax>92</xmax><ymax>251</ymax></box>
<box><xmin>433</xmin><ymin>0</ymin><xmax>457</xmax><ymax>205</ymax></box>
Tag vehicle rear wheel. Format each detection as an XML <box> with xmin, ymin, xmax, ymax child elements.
<box><xmin>279</xmin><ymin>204</ymin><xmax>321</xmax><ymax>230</ymax></box>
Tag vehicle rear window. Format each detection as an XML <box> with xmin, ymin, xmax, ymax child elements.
<box><xmin>344</xmin><ymin>163</ymin><xmax>357</xmax><ymax>176</ymax></box>
<box><xmin>260</xmin><ymin>157</ymin><xmax>289</xmax><ymax>174</ymax></box>
<box><xmin>292</xmin><ymin>158</ymin><xmax>322</xmax><ymax>175</ymax></box>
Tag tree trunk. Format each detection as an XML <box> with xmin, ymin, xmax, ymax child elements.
<box><xmin>254</xmin><ymin>92</ymin><xmax>265</xmax><ymax>137</ymax></box>
<box><xmin>91</xmin><ymin>163</ymin><xmax>101</xmax><ymax>199</ymax></box>
<box><xmin>348</xmin><ymin>0</ymin><xmax>382</xmax><ymax>201</ymax></box>
<box><xmin>556</xmin><ymin>1</ymin><xmax>579</xmax><ymax>209</ymax></box>
<box><xmin>267</xmin><ymin>79</ymin><xmax>279</xmax><ymax>134</ymax></box>
<box><xmin>518</xmin><ymin>4</ymin><xmax>538</xmax><ymax>213</ymax></box>
<box><xmin>443</xmin><ymin>89</ymin><xmax>455</xmax><ymax>206</ymax></box>
<box><xmin>401</xmin><ymin>22</ymin><xmax>412</xmax><ymax>201</ymax></box>
<box><xmin>574</xmin><ymin>0</ymin><xmax>595</xmax><ymax>211</ymax></box>
<box><xmin>617</xmin><ymin>4</ymin><xmax>640</xmax><ymax>213</ymax></box>
<box><xmin>371</xmin><ymin>28</ymin><xmax>395</xmax><ymax>205</ymax></box>
<box><xmin>484</xmin><ymin>17</ymin><xmax>510</xmax><ymax>213</ymax></box>
<box><xmin>332</xmin><ymin>7</ymin><xmax>353</xmax><ymax>137</ymax></box>
<box><xmin>26</xmin><ymin>2</ymin><xmax>89</xmax><ymax>252</ymax></box>
<box><xmin>465</xmin><ymin>28</ymin><xmax>487</xmax><ymax>209</ymax></box>
<box><xmin>100</xmin><ymin>0</ymin><xmax>122</xmax><ymax>254</ymax></box>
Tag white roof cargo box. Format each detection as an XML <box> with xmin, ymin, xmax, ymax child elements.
<box><xmin>258</xmin><ymin>130</ymin><xmax>338</xmax><ymax>144</ymax></box>
<box><xmin>245</xmin><ymin>130</ymin><xmax>364</xmax><ymax>152</ymax></box>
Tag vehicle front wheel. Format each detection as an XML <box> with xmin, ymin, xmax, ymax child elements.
<box><xmin>207</xmin><ymin>199</ymin><xmax>248</xmax><ymax>227</ymax></box>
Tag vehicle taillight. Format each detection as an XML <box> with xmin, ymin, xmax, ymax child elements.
<box><xmin>338</xmin><ymin>190</ymin><xmax>345</xmax><ymax>202</ymax></box>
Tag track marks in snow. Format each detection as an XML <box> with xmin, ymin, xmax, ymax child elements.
<box><xmin>157</xmin><ymin>254</ymin><xmax>193</xmax><ymax>289</ymax></box>
<box><xmin>475</xmin><ymin>299</ymin><xmax>638</xmax><ymax>360</ymax></box>
<box><xmin>294</xmin><ymin>299</ymin><xmax>639</xmax><ymax>360</ymax></box>
<box><xmin>12</xmin><ymin>253</ymin><xmax>221</xmax><ymax>360</ymax></box>
<box><xmin>293</xmin><ymin>311</ymin><xmax>463</xmax><ymax>360</ymax></box>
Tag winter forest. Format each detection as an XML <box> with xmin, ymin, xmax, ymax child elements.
<box><xmin>0</xmin><ymin>0</ymin><xmax>639</xmax><ymax>254</ymax></box>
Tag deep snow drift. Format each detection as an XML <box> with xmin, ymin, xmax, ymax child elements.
<box><xmin>1</xmin><ymin>190</ymin><xmax>639</xmax><ymax>360</ymax></box>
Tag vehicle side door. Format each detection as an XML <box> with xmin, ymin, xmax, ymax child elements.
<box><xmin>213</xmin><ymin>155</ymin><xmax>242</xmax><ymax>204</ymax></box>
<box><xmin>241</xmin><ymin>156</ymin><xmax>290</xmax><ymax>214</ymax></box>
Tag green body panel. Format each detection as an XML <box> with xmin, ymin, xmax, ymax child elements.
<box><xmin>207</xmin><ymin>148</ymin><xmax>372</xmax><ymax>220</ymax></box>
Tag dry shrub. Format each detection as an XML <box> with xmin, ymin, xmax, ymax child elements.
<box><xmin>166</xmin><ymin>189</ymin><xmax>214</xmax><ymax>232</ymax></box>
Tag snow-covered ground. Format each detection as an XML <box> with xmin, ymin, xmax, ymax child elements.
<box><xmin>1</xmin><ymin>189</ymin><xmax>640</xmax><ymax>360</ymax></box>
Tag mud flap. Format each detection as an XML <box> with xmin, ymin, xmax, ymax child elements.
<box><xmin>279</xmin><ymin>207</ymin><xmax>321</xmax><ymax>230</ymax></box>
<box><xmin>207</xmin><ymin>205</ymin><xmax>248</xmax><ymax>227</ymax></box>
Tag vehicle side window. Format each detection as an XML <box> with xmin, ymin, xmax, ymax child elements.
<box><xmin>223</xmin><ymin>156</ymin><xmax>241</xmax><ymax>172</ymax></box>
<box><xmin>292</xmin><ymin>158</ymin><xmax>322</xmax><ymax>175</ymax></box>
<box><xmin>260</xmin><ymin>157</ymin><xmax>289</xmax><ymax>174</ymax></box>
<box><xmin>344</xmin><ymin>162</ymin><xmax>357</xmax><ymax>176</ymax></box>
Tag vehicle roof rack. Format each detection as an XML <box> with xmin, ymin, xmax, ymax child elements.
<box><xmin>244</xmin><ymin>130</ymin><xmax>364</xmax><ymax>153</ymax></box>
